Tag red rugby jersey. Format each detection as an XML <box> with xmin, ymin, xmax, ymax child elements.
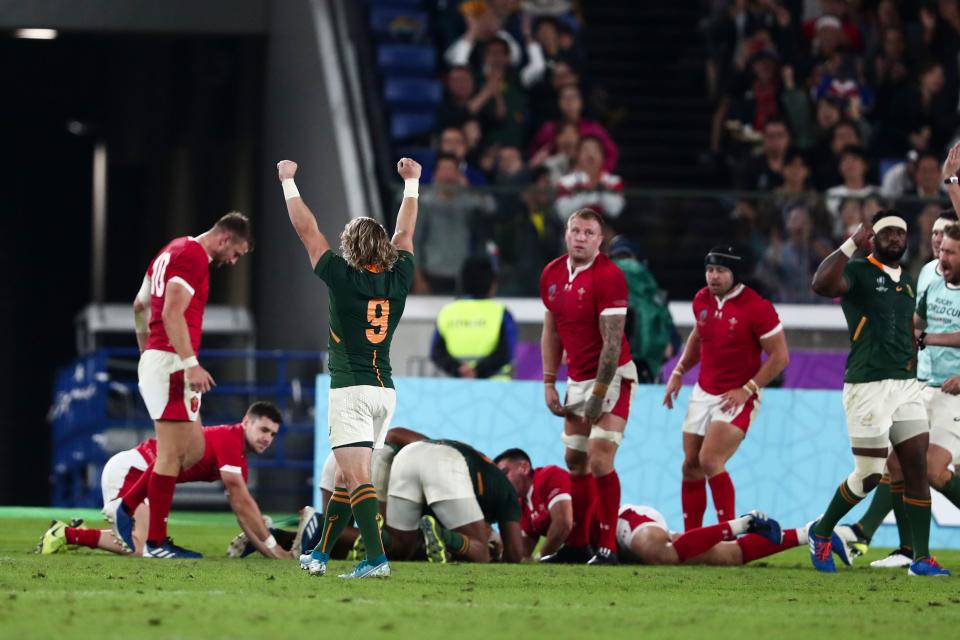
<box><xmin>520</xmin><ymin>465</ymin><xmax>573</xmax><ymax>538</ymax></box>
<box><xmin>136</xmin><ymin>423</ymin><xmax>248</xmax><ymax>483</ymax></box>
<box><xmin>144</xmin><ymin>236</ymin><xmax>211</xmax><ymax>354</ymax></box>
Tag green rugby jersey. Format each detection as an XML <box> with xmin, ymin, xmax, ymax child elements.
<box><xmin>840</xmin><ymin>256</ymin><xmax>917</xmax><ymax>384</ymax></box>
<box><xmin>314</xmin><ymin>249</ymin><xmax>415</xmax><ymax>389</ymax></box>
<box><xmin>429</xmin><ymin>439</ymin><xmax>521</xmax><ymax>526</ymax></box>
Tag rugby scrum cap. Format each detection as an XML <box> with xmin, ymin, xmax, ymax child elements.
<box><xmin>704</xmin><ymin>245</ymin><xmax>742</xmax><ymax>281</ymax></box>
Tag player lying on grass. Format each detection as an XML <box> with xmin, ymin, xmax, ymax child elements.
<box><xmin>38</xmin><ymin>402</ymin><xmax>286</xmax><ymax>559</ymax></box>
<box><xmin>615</xmin><ymin>505</ymin><xmax>854</xmax><ymax>567</ymax></box>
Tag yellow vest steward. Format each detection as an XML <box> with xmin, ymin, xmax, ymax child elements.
<box><xmin>436</xmin><ymin>299</ymin><xmax>512</xmax><ymax>379</ymax></box>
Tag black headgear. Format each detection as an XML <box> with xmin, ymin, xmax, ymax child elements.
<box><xmin>704</xmin><ymin>245</ymin><xmax>742</xmax><ymax>282</ymax></box>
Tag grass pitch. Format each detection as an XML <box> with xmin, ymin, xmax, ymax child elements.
<box><xmin>2</xmin><ymin>508</ymin><xmax>959</xmax><ymax>639</ymax></box>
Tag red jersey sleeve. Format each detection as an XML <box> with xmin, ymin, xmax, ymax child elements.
<box><xmin>165</xmin><ymin>244</ymin><xmax>207</xmax><ymax>297</ymax></box>
<box><xmin>750</xmin><ymin>296</ymin><xmax>782</xmax><ymax>340</ymax></box>
<box><xmin>539</xmin><ymin>266</ymin><xmax>553</xmax><ymax>311</ymax></box>
<box><xmin>210</xmin><ymin>427</ymin><xmax>246</xmax><ymax>477</ymax></box>
<box><xmin>540</xmin><ymin>466</ymin><xmax>572</xmax><ymax>508</ymax></box>
<box><xmin>596</xmin><ymin>262</ymin><xmax>629</xmax><ymax>316</ymax></box>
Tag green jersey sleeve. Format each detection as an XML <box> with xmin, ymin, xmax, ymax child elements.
<box><xmin>392</xmin><ymin>250</ymin><xmax>415</xmax><ymax>296</ymax></box>
<box><xmin>842</xmin><ymin>261</ymin><xmax>860</xmax><ymax>297</ymax></box>
<box><xmin>313</xmin><ymin>250</ymin><xmax>349</xmax><ymax>286</ymax></box>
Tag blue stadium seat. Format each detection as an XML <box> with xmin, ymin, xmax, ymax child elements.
<box><xmin>395</xmin><ymin>146</ymin><xmax>437</xmax><ymax>170</ymax></box>
<box><xmin>369</xmin><ymin>7</ymin><xmax>428</xmax><ymax>41</ymax></box>
<box><xmin>390</xmin><ymin>112</ymin><xmax>436</xmax><ymax>141</ymax></box>
<box><xmin>383</xmin><ymin>77</ymin><xmax>442</xmax><ymax>108</ymax></box>
<box><xmin>377</xmin><ymin>44</ymin><xmax>436</xmax><ymax>76</ymax></box>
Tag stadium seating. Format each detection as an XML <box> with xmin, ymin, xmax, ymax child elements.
<box><xmin>383</xmin><ymin>77</ymin><xmax>442</xmax><ymax>109</ymax></box>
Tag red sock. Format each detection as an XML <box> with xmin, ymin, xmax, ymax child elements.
<box><xmin>736</xmin><ymin>528</ymin><xmax>799</xmax><ymax>564</ymax></box>
<box><xmin>672</xmin><ymin>521</ymin><xmax>735</xmax><ymax>562</ymax></box>
<box><xmin>682</xmin><ymin>479</ymin><xmax>707</xmax><ymax>531</ymax></box>
<box><xmin>708</xmin><ymin>471</ymin><xmax>736</xmax><ymax>522</ymax></box>
<box><xmin>594</xmin><ymin>470</ymin><xmax>621</xmax><ymax>552</ymax></box>
<box><xmin>147</xmin><ymin>472</ymin><xmax>177</xmax><ymax>544</ymax></box>
<box><xmin>64</xmin><ymin>527</ymin><xmax>101</xmax><ymax>549</ymax></box>
<box><xmin>121</xmin><ymin>463</ymin><xmax>153</xmax><ymax>512</ymax></box>
<box><xmin>567</xmin><ymin>473</ymin><xmax>597</xmax><ymax>548</ymax></box>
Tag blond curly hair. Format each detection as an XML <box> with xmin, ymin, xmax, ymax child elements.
<box><xmin>340</xmin><ymin>217</ymin><xmax>398</xmax><ymax>272</ymax></box>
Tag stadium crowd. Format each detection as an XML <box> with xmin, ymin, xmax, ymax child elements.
<box><xmin>706</xmin><ymin>0</ymin><xmax>960</xmax><ymax>300</ymax></box>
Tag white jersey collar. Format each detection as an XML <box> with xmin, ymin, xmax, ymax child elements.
<box><xmin>566</xmin><ymin>255</ymin><xmax>597</xmax><ymax>283</ymax></box>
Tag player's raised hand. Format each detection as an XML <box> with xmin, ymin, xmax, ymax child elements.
<box><xmin>186</xmin><ymin>362</ymin><xmax>216</xmax><ymax>394</ymax></box>
<box><xmin>942</xmin><ymin>143</ymin><xmax>960</xmax><ymax>181</ymax></box>
<box><xmin>277</xmin><ymin>160</ymin><xmax>298</xmax><ymax>181</ymax></box>
<box><xmin>850</xmin><ymin>221</ymin><xmax>874</xmax><ymax>251</ymax></box>
<box><xmin>397</xmin><ymin>158</ymin><xmax>421</xmax><ymax>180</ymax></box>
<box><xmin>662</xmin><ymin>373</ymin><xmax>682</xmax><ymax>410</ymax></box>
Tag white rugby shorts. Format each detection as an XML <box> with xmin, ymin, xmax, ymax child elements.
<box><xmin>616</xmin><ymin>504</ymin><xmax>669</xmax><ymax>551</ymax></box>
<box><xmin>138</xmin><ymin>349</ymin><xmax>202</xmax><ymax>422</ymax></box>
<box><xmin>327</xmin><ymin>385</ymin><xmax>396</xmax><ymax>449</ymax></box>
<box><xmin>923</xmin><ymin>385</ymin><xmax>960</xmax><ymax>462</ymax></box>
<box><xmin>843</xmin><ymin>378</ymin><xmax>927</xmax><ymax>441</ymax></box>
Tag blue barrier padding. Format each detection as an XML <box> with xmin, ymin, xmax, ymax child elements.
<box><xmin>314</xmin><ymin>376</ymin><xmax>960</xmax><ymax>548</ymax></box>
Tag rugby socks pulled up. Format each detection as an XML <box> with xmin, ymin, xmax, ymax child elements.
<box><xmin>65</xmin><ymin>527</ymin><xmax>101</xmax><ymax>549</ymax></box>
<box><xmin>316</xmin><ymin>487</ymin><xmax>352</xmax><ymax>554</ymax></box>
<box><xmin>350</xmin><ymin>484</ymin><xmax>385</xmax><ymax>563</ymax></box>
<box><xmin>594</xmin><ymin>470</ymin><xmax>621</xmax><ymax>552</ymax></box>
<box><xmin>681</xmin><ymin>478</ymin><xmax>707</xmax><ymax>531</ymax></box>
<box><xmin>890</xmin><ymin>481</ymin><xmax>913</xmax><ymax>556</ymax></box>
<box><xmin>903</xmin><ymin>494</ymin><xmax>931</xmax><ymax>560</ymax></box>
<box><xmin>813</xmin><ymin>480</ymin><xmax>863</xmax><ymax>538</ymax></box>
<box><xmin>146</xmin><ymin>472</ymin><xmax>177</xmax><ymax>546</ymax></box>
<box><xmin>672</xmin><ymin>519</ymin><xmax>741</xmax><ymax>562</ymax></box>
<box><xmin>736</xmin><ymin>528</ymin><xmax>800</xmax><ymax>564</ymax></box>
<box><xmin>121</xmin><ymin>463</ymin><xmax>154</xmax><ymax>514</ymax></box>
<box><xmin>567</xmin><ymin>473</ymin><xmax>597</xmax><ymax>548</ymax></box>
<box><xmin>856</xmin><ymin>474</ymin><xmax>890</xmax><ymax>541</ymax></box>
<box><xmin>708</xmin><ymin>471</ymin><xmax>736</xmax><ymax>523</ymax></box>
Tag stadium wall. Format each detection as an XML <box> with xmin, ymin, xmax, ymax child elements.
<box><xmin>314</xmin><ymin>375</ymin><xmax>960</xmax><ymax>549</ymax></box>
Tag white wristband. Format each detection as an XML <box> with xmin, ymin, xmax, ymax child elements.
<box><xmin>265</xmin><ymin>534</ymin><xmax>277</xmax><ymax>549</ymax></box>
<box><xmin>282</xmin><ymin>178</ymin><xmax>300</xmax><ymax>200</ymax></box>
<box><xmin>403</xmin><ymin>178</ymin><xmax>419</xmax><ymax>199</ymax></box>
<box><xmin>839</xmin><ymin>237</ymin><xmax>857</xmax><ymax>258</ymax></box>
<box><xmin>181</xmin><ymin>356</ymin><xmax>199</xmax><ymax>369</ymax></box>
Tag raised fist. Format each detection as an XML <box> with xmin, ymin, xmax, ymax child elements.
<box><xmin>277</xmin><ymin>160</ymin><xmax>298</xmax><ymax>181</ymax></box>
<box><xmin>397</xmin><ymin>158</ymin><xmax>422</xmax><ymax>180</ymax></box>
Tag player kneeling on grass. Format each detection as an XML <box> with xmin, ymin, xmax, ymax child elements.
<box><xmin>38</xmin><ymin>402</ymin><xmax>287</xmax><ymax>559</ymax></box>
<box><xmin>615</xmin><ymin>505</ymin><xmax>854</xmax><ymax>567</ymax></box>
<box><xmin>495</xmin><ymin>448</ymin><xmax>575</xmax><ymax>562</ymax></box>
<box><xmin>384</xmin><ymin>439</ymin><xmax>524</xmax><ymax>564</ymax></box>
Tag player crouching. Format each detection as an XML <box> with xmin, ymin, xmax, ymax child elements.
<box><xmin>37</xmin><ymin>402</ymin><xmax>286</xmax><ymax>559</ymax></box>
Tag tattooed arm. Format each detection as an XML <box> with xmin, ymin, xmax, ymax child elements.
<box><xmin>584</xmin><ymin>313</ymin><xmax>626</xmax><ymax>423</ymax></box>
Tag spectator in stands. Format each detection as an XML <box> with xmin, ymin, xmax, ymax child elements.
<box><xmin>729</xmin><ymin>49</ymin><xmax>786</xmax><ymax>135</ymax></box>
<box><xmin>435</xmin><ymin>66</ymin><xmax>483</xmax><ymax>130</ymax></box>
<box><xmin>880</xmin><ymin>60</ymin><xmax>955</xmax><ymax>156</ymax></box>
<box><xmin>866</xmin><ymin>27</ymin><xmax>913</xmax><ymax>124</ymax></box>
<box><xmin>491</xmin><ymin>144</ymin><xmax>527</xmax><ymax>213</ymax></box>
<box><xmin>900</xmin><ymin>151</ymin><xmax>949</xmax><ymax>218</ymax></box>
<box><xmin>430</xmin><ymin>256</ymin><xmax>516</xmax><ymax>380</ymax></box>
<box><xmin>812</xmin><ymin>119</ymin><xmax>862</xmax><ymax>189</ymax></box>
<box><xmin>736</xmin><ymin>115</ymin><xmax>790</xmax><ymax>191</ymax></box>
<box><xmin>528</xmin><ymin>59</ymin><xmax>580</xmax><ymax>129</ymax></box>
<box><xmin>554</xmin><ymin>135</ymin><xmax>625</xmax><ymax>227</ymax></box>
<box><xmin>758</xmin><ymin>204</ymin><xmax>833</xmax><ymax>304</ymax></box>
<box><xmin>532</xmin><ymin>15</ymin><xmax>565</xmax><ymax>66</ymax></box>
<box><xmin>529</xmin><ymin>84</ymin><xmax>619</xmax><ymax>171</ymax></box>
<box><xmin>444</xmin><ymin>3</ymin><xmax>546</xmax><ymax>88</ymax></box>
<box><xmin>825</xmin><ymin>145</ymin><xmax>878</xmax><ymax>219</ymax></box>
<box><xmin>880</xmin><ymin>149</ymin><xmax>919</xmax><ymax>199</ymax></box>
<box><xmin>530</xmin><ymin>120</ymin><xmax>579</xmax><ymax>185</ymax></box>
<box><xmin>493</xmin><ymin>166</ymin><xmax>562</xmax><ymax>296</ymax></box>
<box><xmin>760</xmin><ymin>148</ymin><xmax>829</xmax><ymax>234</ymax></box>
<box><xmin>415</xmin><ymin>154</ymin><xmax>497</xmax><ymax>294</ymax></box>
<box><xmin>471</xmin><ymin>36</ymin><xmax>529</xmax><ymax>147</ymax></box>
<box><xmin>462</xmin><ymin>116</ymin><xmax>485</xmax><ymax>167</ymax></box>
<box><xmin>421</xmin><ymin>126</ymin><xmax>488</xmax><ymax>186</ymax></box>
<box><xmin>836</xmin><ymin>196</ymin><xmax>866</xmax><ymax>243</ymax></box>
<box><xmin>802</xmin><ymin>0</ymin><xmax>863</xmax><ymax>52</ymax></box>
